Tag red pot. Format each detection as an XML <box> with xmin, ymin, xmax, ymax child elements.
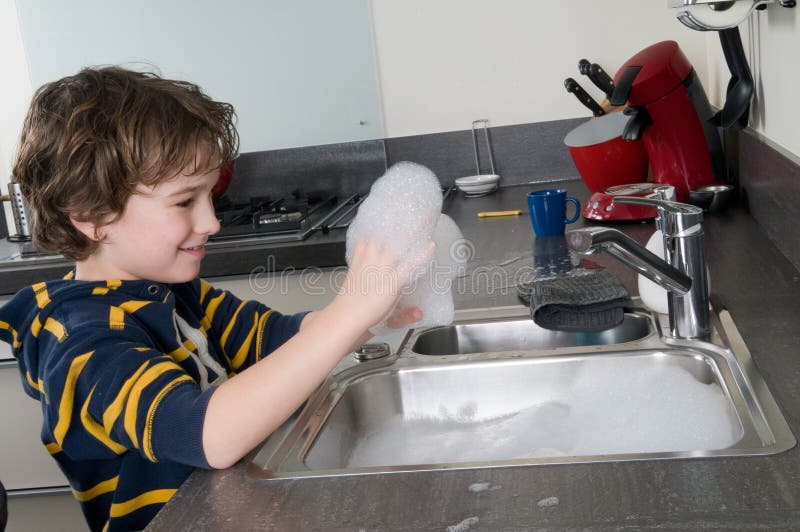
<box><xmin>212</xmin><ymin>160</ymin><xmax>236</xmax><ymax>200</ymax></box>
<box><xmin>564</xmin><ymin>113</ymin><xmax>649</xmax><ymax>193</ymax></box>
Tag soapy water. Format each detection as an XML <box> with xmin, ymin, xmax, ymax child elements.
<box><xmin>346</xmin><ymin>161</ymin><xmax>466</xmax><ymax>336</ymax></box>
<box><xmin>345</xmin><ymin>358</ymin><xmax>743</xmax><ymax>468</ymax></box>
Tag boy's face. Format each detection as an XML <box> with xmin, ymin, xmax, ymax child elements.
<box><xmin>86</xmin><ymin>167</ymin><xmax>221</xmax><ymax>283</ymax></box>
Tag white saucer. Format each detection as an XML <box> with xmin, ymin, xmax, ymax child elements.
<box><xmin>455</xmin><ymin>174</ymin><xmax>500</xmax><ymax>196</ymax></box>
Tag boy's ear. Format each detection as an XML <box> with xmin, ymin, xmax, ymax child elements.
<box><xmin>69</xmin><ymin>214</ymin><xmax>106</xmax><ymax>241</ymax></box>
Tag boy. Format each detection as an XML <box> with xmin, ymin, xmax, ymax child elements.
<box><xmin>0</xmin><ymin>67</ymin><xmax>426</xmax><ymax>531</ymax></box>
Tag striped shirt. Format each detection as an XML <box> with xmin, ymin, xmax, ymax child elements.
<box><xmin>0</xmin><ymin>274</ymin><xmax>306</xmax><ymax>531</ymax></box>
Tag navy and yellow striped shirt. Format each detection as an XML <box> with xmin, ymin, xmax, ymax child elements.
<box><xmin>0</xmin><ymin>275</ymin><xmax>306</xmax><ymax>531</ymax></box>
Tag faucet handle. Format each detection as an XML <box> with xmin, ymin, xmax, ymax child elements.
<box><xmin>648</xmin><ymin>185</ymin><xmax>676</xmax><ymax>202</ymax></box>
<box><xmin>613</xmin><ymin>196</ymin><xmax>703</xmax><ymax>237</ymax></box>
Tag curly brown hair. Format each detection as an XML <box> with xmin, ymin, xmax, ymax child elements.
<box><xmin>12</xmin><ymin>66</ymin><xmax>239</xmax><ymax>261</ymax></box>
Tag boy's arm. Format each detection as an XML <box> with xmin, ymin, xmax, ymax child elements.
<box><xmin>298</xmin><ymin>311</ymin><xmax>370</xmax><ymax>352</ymax></box>
<box><xmin>201</xmin><ymin>239</ymin><xmax>430</xmax><ymax>469</ymax></box>
<box><xmin>190</xmin><ymin>280</ymin><xmax>307</xmax><ymax>373</ymax></box>
<box><xmin>300</xmin><ymin>306</ymin><xmax>421</xmax><ymax>351</ymax></box>
<box><xmin>37</xmin><ymin>323</ymin><xmax>216</xmax><ymax>469</ymax></box>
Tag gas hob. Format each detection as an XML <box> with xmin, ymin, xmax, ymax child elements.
<box><xmin>208</xmin><ymin>191</ymin><xmax>364</xmax><ymax>247</ymax></box>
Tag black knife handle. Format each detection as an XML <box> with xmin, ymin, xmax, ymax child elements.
<box><xmin>588</xmin><ymin>63</ymin><xmax>615</xmax><ymax>99</ymax></box>
<box><xmin>565</xmin><ymin>77</ymin><xmax>605</xmax><ymax>117</ymax></box>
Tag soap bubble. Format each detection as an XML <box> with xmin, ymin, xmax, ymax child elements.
<box><xmin>346</xmin><ymin>161</ymin><xmax>464</xmax><ymax>335</ymax></box>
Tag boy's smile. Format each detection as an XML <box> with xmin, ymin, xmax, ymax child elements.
<box><xmin>74</xmin><ymin>167</ymin><xmax>221</xmax><ymax>283</ymax></box>
<box><xmin>179</xmin><ymin>243</ymin><xmax>208</xmax><ymax>259</ymax></box>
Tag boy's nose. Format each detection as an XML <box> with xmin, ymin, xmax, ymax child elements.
<box><xmin>197</xmin><ymin>197</ymin><xmax>221</xmax><ymax>236</ymax></box>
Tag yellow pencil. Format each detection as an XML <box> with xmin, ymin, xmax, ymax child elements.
<box><xmin>477</xmin><ymin>210</ymin><xmax>522</xmax><ymax>218</ymax></box>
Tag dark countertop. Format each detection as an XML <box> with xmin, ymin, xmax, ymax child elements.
<box><xmin>9</xmin><ymin>180</ymin><xmax>799</xmax><ymax>530</ymax></box>
<box><xmin>148</xmin><ymin>180</ymin><xmax>800</xmax><ymax>530</ymax></box>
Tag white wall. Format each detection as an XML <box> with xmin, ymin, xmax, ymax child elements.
<box><xmin>370</xmin><ymin>0</ymin><xmax>709</xmax><ymax>137</ymax></box>
<box><xmin>702</xmin><ymin>6</ymin><xmax>800</xmax><ymax>156</ymax></box>
<box><xmin>2</xmin><ymin>1</ymin><xmax>798</xmax><ymax>213</ymax></box>
<box><xmin>743</xmin><ymin>6</ymin><xmax>800</xmax><ymax>156</ymax></box>
<box><xmin>0</xmin><ymin>0</ymin><xmax>32</xmax><ymax>227</ymax></box>
<box><xmin>371</xmin><ymin>0</ymin><xmax>799</xmax><ymax>158</ymax></box>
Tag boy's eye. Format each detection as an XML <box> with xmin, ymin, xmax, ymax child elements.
<box><xmin>176</xmin><ymin>198</ymin><xmax>194</xmax><ymax>207</ymax></box>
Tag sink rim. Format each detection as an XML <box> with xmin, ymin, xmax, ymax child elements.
<box><xmin>249</xmin><ymin>304</ymin><xmax>797</xmax><ymax>481</ymax></box>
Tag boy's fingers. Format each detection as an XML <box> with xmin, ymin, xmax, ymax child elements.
<box><xmin>385</xmin><ymin>307</ymin><xmax>422</xmax><ymax>329</ymax></box>
<box><xmin>420</xmin><ymin>240</ymin><xmax>437</xmax><ymax>266</ymax></box>
<box><xmin>396</xmin><ymin>240</ymin><xmax>437</xmax><ymax>284</ymax></box>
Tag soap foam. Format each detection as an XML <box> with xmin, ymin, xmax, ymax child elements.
<box><xmin>346</xmin><ymin>162</ymin><xmax>464</xmax><ymax>335</ymax></box>
<box><xmin>446</xmin><ymin>517</ymin><xmax>479</xmax><ymax>532</ymax></box>
<box><xmin>345</xmin><ymin>358</ymin><xmax>742</xmax><ymax>468</ymax></box>
<box><xmin>537</xmin><ymin>496</ymin><xmax>560</xmax><ymax>508</ymax></box>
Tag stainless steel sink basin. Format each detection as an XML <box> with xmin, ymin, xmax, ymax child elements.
<box><xmin>250</xmin><ymin>304</ymin><xmax>795</xmax><ymax>480</ymax></box>
<box><xmin>411</xmin><ymin>311</ymin><xmax>651</xmax><ymax>355</ymax></box>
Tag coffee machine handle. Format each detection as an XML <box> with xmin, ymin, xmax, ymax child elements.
<box><xmin>620</xmin><ymin>107</ymin><xmax>651</xmax><ymax>140</ymax></box>
<box><xmin>610</xmin><ymin>65</ymin><xmax>652</xmax><ymax>140</ymax></box>
<box><xmin>612</xmin><ymin>196</ymin><xmax>703</xmax><ymax>237</ymax></box>
<box><xmin>609</xmin><ymin>65</ymin><xmax>641</xmax><ymax>107</ymax></box>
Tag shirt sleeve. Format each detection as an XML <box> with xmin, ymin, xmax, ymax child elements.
<box><xmin>193</xmin><ymin>279</ymin><xmax>308</xmax><ymax>373</ymax></box>
<box><xmin>39</xmin><ymin>321</ymin><xmax>215</xmax><ymax>469</ymax></box>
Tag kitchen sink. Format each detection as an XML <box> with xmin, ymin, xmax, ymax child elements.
<box><xmin>249</xmin><ymin>304</ymin><xmax>795</xmax><ymax>480</ymax></box>
<box><xmin>411</xmin><ymin>310</ymin><xmax>651</xmax><ymax>355</ymax></box>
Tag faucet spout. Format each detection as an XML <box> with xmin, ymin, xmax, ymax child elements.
<box><xmin>566</xmin><ymin>194</ymin><xmax>710</xmax><ymax>341</ymax></box>
<box><xmin>566</xmin><ymin>227</ymin><xmax>691</xmax><ymax>294</ymax></box>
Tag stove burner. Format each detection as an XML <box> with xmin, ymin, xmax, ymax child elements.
<box><xmin>210</xmin><ymin>191</ymin><xmax>338</xmax><ymax>241</ymax></box>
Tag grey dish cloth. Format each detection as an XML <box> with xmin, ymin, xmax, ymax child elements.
<box><xmin>517</xmin><ymin>269</ymin><xmax>631</xmax><ymax>332</ymax></box>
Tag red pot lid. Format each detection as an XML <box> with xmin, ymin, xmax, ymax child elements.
<box><xmin>564</xmin><ymin>112</ymin><xmax>630</xmax><ymax>147</ymax></box>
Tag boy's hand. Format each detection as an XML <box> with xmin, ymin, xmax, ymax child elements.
<box><xmin>385</xmin><ymin>306</ymin><xmax>423</xmax><ymax>329</ymax></box>
<box><xmin>205</xmin><ymin>239</ymin><xmax>431</xmax><ymax>469</ymax></box>
<box><xmin>332</xmin><ymin>239</ymin><xmax>435</xmax><ymax>332</ymax></box>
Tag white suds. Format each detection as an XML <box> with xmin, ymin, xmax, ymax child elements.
<box><xmin>345</xmin><ymin>357</ymin><xmax>742</xmax><ymax>468</ymax></box>
<box><xmin>537</xmin><ymin>496</ymin><xmax>560</xmax><ymax>508</ymax></box>
<box><xmin>446</xmin><ymin>516</ymin><xmax>480</xmax><ymax>532</ymax></box>
<box><xmin>468</xmin><ymin>482</ymin><xmax>490</xmax><ymax>493</ymax></box>
<box><xmin>469</xmin><ymin>482</ymin><xmax>501</xmax><ymax>493</ymax></box>
<box><xmin>345</xmin><ymin>161</ymin><xmax>465</xmax><ymax>335</ymax></box>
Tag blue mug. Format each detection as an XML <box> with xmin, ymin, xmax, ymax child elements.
<box><xmin>527</xmin><ymin>189</ymin><xmax>581</xmax><ymax>237</ymax></box>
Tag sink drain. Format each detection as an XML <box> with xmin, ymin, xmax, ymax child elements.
<box><xmin>353</xmin><ymin>342</ymin><xmax>391</xmax><ymax>362</ymax></box>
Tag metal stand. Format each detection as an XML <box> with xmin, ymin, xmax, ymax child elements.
<box><xmin>471</xmin><ymin>119</ymin><xmax>497</xmax><ymax>177</ymax></box>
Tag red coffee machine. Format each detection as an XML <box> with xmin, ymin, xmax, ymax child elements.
<box><xmin>610</xmin><ymin>41</ymin><xmax>725</xmax><ymax>201</ymax></box>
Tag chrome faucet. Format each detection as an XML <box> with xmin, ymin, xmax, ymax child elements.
<box><xmin>566</xmin><ymin>195</ymin><xmax>710</xmax><ymax>340</ymax></box>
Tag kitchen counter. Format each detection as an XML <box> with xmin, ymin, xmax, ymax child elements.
<box><xmin>148</xmin><ymin>180</ymin><xmax>800</xmax><ymax>530</ymax></box>
<box><xmin>151</xmin><ymin>179</ymin><xmax>800</xmax><ymax>530</ymax></box>
<box><xmin>7</xmin><ymin>179</ymin><xmax>799</xmax><ymax>530</ymax></box>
